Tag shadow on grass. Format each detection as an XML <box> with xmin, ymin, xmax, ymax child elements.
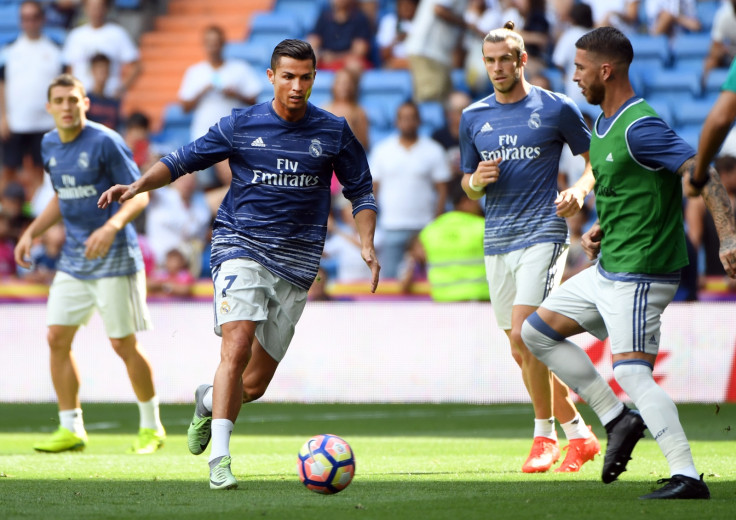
<box><xmin>1</xmin><ymin>478</ymin><xmax>735</xmax><ymax>520</ymax></box>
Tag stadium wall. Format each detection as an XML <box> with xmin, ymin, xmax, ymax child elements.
<box><xmin>2</xmin><ymin>302</ymin><xmax>735</xmax><ymax>403</ymax></box>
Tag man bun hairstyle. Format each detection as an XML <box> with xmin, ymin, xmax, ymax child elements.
<box><xmin>483</xmin><ymin>21</ymin><xmax>526</xmax><ymax>59</ymax></box>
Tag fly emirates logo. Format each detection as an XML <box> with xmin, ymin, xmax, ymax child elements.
<box><xmin>251</xmin><ymin>158</ymin><xmax>320</xmax><ymax>187</ymax></box>
<box><xmin>56</xmin><ymin>174</ymin><xmax>98</xmax><ymax>200</ymax></box>
<box><xmin>480</xmin><ymin>134</ymin><xmax>541</xmax><ymax>162</ymax></box>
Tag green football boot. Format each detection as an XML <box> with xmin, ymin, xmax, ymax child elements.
<box><xmin>33</xmin><ymin>426</ymin><xmax>87</xmax><ymax>453</ymax></box>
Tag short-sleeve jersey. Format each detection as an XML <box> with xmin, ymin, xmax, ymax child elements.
<box><xmin>590</xmin><ymin>97</ymin><xmax>692</xmax><ymax>274</ymax></box>
<box><xmin>42</xmin><ymin>121</ymin><xmax>144</xmax><ymax>279</ymax></box>
<box><xmin>459</xmin><ymin>85</ymin><xmax>591</xmax><ymax>255</ymax></box>
<box><xmin>160</xmin><ymin>101</ymin><xmax>377</xmax><ymax>290</ymax></box>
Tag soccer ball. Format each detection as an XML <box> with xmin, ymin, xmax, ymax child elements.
<box><xmin>297</xmin><ymin>434</ymin><xmax>355</xmax><ymax>494</ymax></box>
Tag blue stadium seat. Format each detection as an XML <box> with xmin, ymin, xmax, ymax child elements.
<box><xmin>223</xmin><ymin>41</ymin><xmax>270</xmax><ymax>71</ymax></box>
<box><xmin>43</xmin><ymin>27</ymin><xmax>67</xmax><ymax>45</ymax></box>
<box><xmin>0</xmin><ymin>28</ymin><xmax>18</xmax><ymax>46</ymax></box>
<box><xmin>670</xmin><ymin>33</ymin><xmax>712</xmax><ymax>63</ymax></box>
<box><xmin>115</xmin><ymin>0</ymin><xmax>141</xmax><ymax>9</ymax></box>
<box><xmin>675</xmin><ymin>124</ymin><xmax>701</xmax><ymax>150</ymax></box>
<box><xmin>696</xmin><ymin>0</ymin><xmax>720</xmax><ymax>33</ymax></box>
<box><xmin>543</xmin><ymin>67</ymin><xmax>564</xmax><ymax>93</ymax></box>
<box><xmin>311</xmin><ymin>70</ymin><xmax>335</xmax><ymax>97</ymax></box>
<box><xmin>248</xmin><ymin>10</ymin><xmax>303</xmax><ymax>41</ymax></box>
<box><xmin>360</xmin><ymin>92</ymin><xmax>405</xmax><ymax>127</ymax></box>
<box><xmin>162</xmin><ymin>103</ymin><xmax>192</xmax><ymax>128</ymax></box>
<box><xmin>417</xmin><ymin>101</ymin><xmax>445</xmax><ymax>132</ymax></box>
<box><xmin>628</xmin><ymin>34</ymin><xmax>670</xmax><ymax>67</ymax></box>
<box><xmin>703</xmin><ymin>67</ymin><xmax>729</xmax><ymax>97</ymax></box>
<box><xmin>646</xmin><ymin>99</ymin><xmax>673</xmax><ymax>127</ymax></box>
<box><xmin>274</xmin><ymin>0</ymin><xmax>322</xmax><ymax>34</ymax></box>
<box><xmin>0</xmin><ymin>4</ymin><xmax>19</xmax><ymax>30</ymax></box>
<box><xmin>642</xmin><ymin>69</ymin><xmax>701</xmax><ymax>99</ymax></box>
<box><xmin>451</xmin><ymin>68</ymin><xmax>469</xmax><ymax>94</ymax></box>
<box><xmin>360</xmin><ymin>69</ymin><xmax>412</xmax><ymax>99</ymax></box>
<box><xmin>369</xmin><ymin>126</ymin><xmax>394</xmax><ymax>148</ymax></box>
<box><xmin>671</xmin><ymin>99</ymin><xmax>715</xmax><ymax>128</ymax></box>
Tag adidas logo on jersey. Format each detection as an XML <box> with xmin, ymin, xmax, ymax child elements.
<box><xmin>251</xmin><ymin>137</ymin><xmax>266</xmax><ymax>147</ymax></box>
<box><xmin>481</xmin><ymin>122</ymin><xmax>493</xmax><ymax>133</ymax></box>
<box><xmin>606</xmin><ymin>152</ymin><xmax>614</xmax><ymax>162</ymax></box>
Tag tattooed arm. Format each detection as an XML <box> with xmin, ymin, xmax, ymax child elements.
<box><xmin>679</xmin><ymin>157</ymin><xmax>736</xmax><ymax>277</ymax></box>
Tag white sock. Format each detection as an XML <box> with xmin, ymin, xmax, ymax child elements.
<box><xmin>209</xmin><ymin>419</ymin><xmax>234</xmax><ymax>462</ymax></box>
<box><xmin>203</xmin><ymin>386</ymin><xmax>213</xmax><ymax>413</ymax></box>
<box><xmin>522</xmin><ymin>316</ymin><xmax>623</xmax><ymax>423</ymax></box>
<box><xmin>59</xmin><ymin>408</ymin><xmax>85</xmax><ymax>436</ymax></box>
<box><xmin>560</xmin><ymin>413</ymin><xmax>592</xmax><ymax>440</ymax></box>
<box><xmin>613</xmin><ymin>362</ymin><xmax>698</xmax><ymax>480</ymax></box>
<box><xmin>137</xmin><ymin>396</ymin><xmax>163</xmax><ymax>432</ymax></box>
<box><xmin>534</xmin><ymin>417</ymin><xmax>557</xmax><ymax>440</ymax></box>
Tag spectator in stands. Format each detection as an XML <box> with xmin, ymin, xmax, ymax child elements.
<box><xmin>585</xmin><ymin>0</ymin><xmax>641</xmax><ymax>33</ymax></box>
<box><xmin>686</xmin><ymin>154</ymin><xmax>736</xmax><ymax>292</ymax></box>
<box><xmin>0</xmin><ymin>212</ymin><xmax>17</xmax><ymax>277</ymax></box>
<box><xmin>645</xmin><ymin>0</ymin><xmax>700</xmax><ymax>38</ymax></box>
<box><xmin>123</xmin><ymin>111</ymin><xmax>157</xmax><ymax>171</ymax></box>
<box><xmin>322</xmin><ymin>68</ymin><xmax>370</xmax><ymax>151</ymax></box>
<box><xmin>85</xmin><ymin>53</ymin><xmax>121</xmax><ymax>130</ymax></box>
<box><xmin>515</xmin><ymin>0</ymin><xmax>551</xmax><ymax>76</ymax></box>
<box><xmin>375</xmin><ymin>0</ymin><xmax>418</xmax><ymax>69</ymax></box>
<box><xmin>62</xmin><ymin>0</ymin><xmax>141</xmax><ymax>98</ymax></box>
<box><xmin>44</xmin><ymin>0</ymin><xmax>82</xmax><ymax>30</ymax></box>
<box><xmin>146</xmin><ymin>247</ymin><xmax>196</xmax><ymax>297</ymax></box>
<box><xmin>405</xmin><ymin>0</ymin><xmax>470</xmax><ymax>102</ymax></box>
<box><xmin>307</xmin><ymin>0</ymin><xmax>375</xmax><ymax>72</ymax></box>
<box><xmin>178</xmin><ymin>25</ymin><xmax>262</xmax><ymax>189</ymax></box>
<box><xmin>552</xmin><ymin>2</ymin><xmax>594</xmax><ymax>109</ymax></box>
<box><xmin>21</xmin><ymin>221</ymin><xmax>65</xmax><ymax>284</ymax></box>
<box><xmin>703</xmin><ymin>0</ymin><xmax>736</xmax><ymax>84</ymax></box>
<box><xmin>370</xmin><ymin>100</ymin><xmax>451</xmax><ymax>279</ymax></box>
<box><xmin>0</xmin><ymin>0</ymin><xmax>63</xmax><ymax>197</ymax></box>
<box><xmin>431</xmin><ymin>90</ymin><xmax>472</xmax><ymax>182</ymax></box>
<box><xmin>403</xmin><ymin>182</ymin><xmax>489</xmax><ymax>301</ymax></box>
<box><xmin>0</xmin><ymin>182</ymin><xmax>33</xmax><ymax>243</ymax></box>
<box><xmin>144</xmin><ymin>173</ymin><xmax>212</xmax><ymax>276</ymax></box>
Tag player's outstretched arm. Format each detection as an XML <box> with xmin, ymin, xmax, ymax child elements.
<box><xmin>14</xmin><ymin>195</ymin><xmax>62</xmax><ymax>269</ymax></box>
<box><xmin>354</xmin><ymin>208</ymin><xmax>380</xmax><ymax>293</ymax></box>
<box><xmin>555</xmin><ymin>152</ymin><xmax>595</xmax><ymax>217</ymax></box>
<box><xmin>98</xmin><ymin>161</ymin><xmax>172</xmax><ymax>209</ymax></box>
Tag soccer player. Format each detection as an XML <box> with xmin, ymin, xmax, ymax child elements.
<box><xmin>98</xmin><ymin>39</ymin><xmax>380</xmax><ymax>490</ymax></box>
<box><xmin>459</xmin><ymin>21</ymin><xmax>600</xmax><ymax>474</ymax></box>
<box><xmin>14</xmin><ymin>74</ymin><xmax>165</xmax><ymax>454</ymax></box>
<box><xmin>520</xmin><ymin>26</ymin><xmax>736</xmax><ymax>499</ymax></box>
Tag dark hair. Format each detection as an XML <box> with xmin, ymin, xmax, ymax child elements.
<box><xmin>90</xmin><ymin>52</ymin><xmax>110</xmax><ymax>65</ymax></box>
<box><xmin>126</xmin><ymin>111</ymin><xmax>150</xmax><ymax>130</ymax></box>
<box><xmin>47</xmin><ymin>73</ymin><xmax>85</xmax><ymax>100</ymax></box>
<box><xmin>483</xmin><ymin>21</ymin><xmax>525</xmax><ymax>59</ymax></box>
<box><xmin>575</xmin><ymin>26</ymin><xmax>633</xmax><ymax>65</ymax></box>
<box><xmin>570</xmin><ymin>3</ymin><xmax>593</xmax><ymax>29</ymax></box>
<box><xmin>715</xmin><ymin>154</ymin><xmax>736</xmax><ymax>173</ymax></box>
<box><xmin>397</xmin><ymin>99</ymin><xmax>421</xmax><ymax>121</ymax></box>
<box><xmin>271</xmin><ymin>39</ymin><xmax>316</xmax><ymax>71</ymax></box>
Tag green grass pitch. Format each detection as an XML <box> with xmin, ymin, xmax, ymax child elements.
<box><xmin>1</xmin><ymin>403</ymin><xmax>734</xmax><ymax>519</ymax></box>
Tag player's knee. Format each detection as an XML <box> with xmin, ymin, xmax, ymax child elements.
<box><xmin>47</xmin><ymin>330</ymin><xmax>71</xmax><ymax>353</ymax></box>
<box><xmin>110</xmin><ymin>335</ymin><xmax>137</xmax><ymax>359</ymax></box>
<box><xmin>612</xmin><ymin>362</ymin><xmax>654</xmax><ymax>398</ymax></box>
<box><xmin>242</xmin><ymin>382</ymin><xmax>266</xmax><ymax>402</ymax></box>
<box><xmin>520</xmin><ymin>313</ymin><xmax>558</xmax><ymax>359</ymax></box>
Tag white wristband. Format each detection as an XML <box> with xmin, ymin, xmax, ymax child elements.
<box><xmin>468</xmin><ymin>173</ymin><xmax>484</xmax><ymax>192</ymax></box>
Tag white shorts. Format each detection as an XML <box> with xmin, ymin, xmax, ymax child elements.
<box><xmin>47</xmin><ymin>270</ymin><xmax>152</xmax><ymax>339</ymax></box>
<box><xmin>485</xmin><ymin>242</ymin><xmax>568</xmax><ymax>330</ymax></box>
<box><xmin>212</xmin><ymin>258</ymin><xmax>308</xmax><ymax>362</ymax></box>
<box><xmin>540</xmin><ymin>263</ymin><xmax>678</xmax><ymax>356</ymax></box>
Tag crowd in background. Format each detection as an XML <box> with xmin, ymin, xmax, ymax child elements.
<box><xmin>1</xmin><ymin>0</ymin><xmax>735</xmax><ymax>299</ymax></box>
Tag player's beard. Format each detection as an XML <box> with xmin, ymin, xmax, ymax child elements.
<box><xmin>584</xmin><ymin>81</ymin><xmax>605</xmax><ymax>106</ymax></box>
<box><xmin>493</xmin><ymin>73</ymin><xmax>520</xmax><ymax>94</ymax></box>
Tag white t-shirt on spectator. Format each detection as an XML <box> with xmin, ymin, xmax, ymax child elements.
<box><xmin>405</xmin><ymin>0</ymin><xmax>469</xmax><ymax>66</ymax></box>
<box><xmin>712</xmin><ymin>1</ymin><xmax>736</xmax><ymax>60</ymax></box>
<box><xmin>1</xmin><ymin>34</ymin><xmax>61</xmax><ymax>133</ymax></box>
<box><xmin>62</xmin><ymin>22</ymin><xmax>139</xmax><ymax>97</ymax></box>
<box><xmin>178</xmin><ymin>59</ymin><xmax>263</xmax><ymax>141</ymax></box>
<box><xmin>376</xmin><ymin>12</ymin><xmax>412</xmax><ymax>59</ymax></box>
<box><xmin>369</xmin><ymin>134</ymin><xmax>451</xmax><ymax>230</ymax></box>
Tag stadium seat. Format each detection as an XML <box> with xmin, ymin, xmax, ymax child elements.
<box><xmin>671</xmin><ymin>99</ymin><xmax>715</xmax><ymax>128</ymax></box>
<box><xmin>696</xmin><ymin>0</ymin><xmax>720</xmax><ymax>33</ymax></box>
<box><xmin>311</xmin><ymin>69</ymin><xmax>335</xmax><ymax>98</ymax></box>
<box><xmin>361</xmin><ymin>97</ymin><xmax>391</xmax><ymax>130</ymax></box>
<box><xmin>670</xmin><ymin>33</ymin><xmax>712</xmax><ymax>63</ymax></box>
<box><xmin>223</xmin><ymin>41</ymin><xmax>270</xmax><ymax>71</ymax></box>
<box><xmin>43</xmin><ymin>27</ymin><xmax>67</xmax><ymax>45</ymax></box>
<box><xmin>675</xmin><ymin>124</ymin><xmax>701</xmax><ymax>150</ymax></box>
<box><xmin>646</xmin><ymin>99</ymin><xmax>673</xmax><ymax>127</ymax></box>
<box><xmin>0</xmin><ymin>28</ymin><xmax>18</xmax><ymax>46</ymax></box>
<box><xmin>628</xmin><ymin>34</ymin><xmax>670</xmax><ymax>68</ymax></box>
<box><xmin>369</xmin><ymin>125</ymin><xmax>394</xmax><ymax>148</ymax></box>
<box><xmin>703</xmin><ymin>67</ymin><xmax>729</xmax><ymax>97</ymax></box>
<box><xmin>0</xmin><ymin>4</ymin><xmax>19</xmax><ymax>30</ymax></box>
<box><xmin>642</xmin><ymin>69</ymin><xmax>701</xmax><ymax>99</ymax></box>
<box><xmin>417</xmin><ymin>101</ymin><xmax>445</xmax><ymax>132</ymax></box>
<box><xmin>543</xmin><ymin>67</ymin><xmax>564</xmax><ymax>93</ymax></box>
<box><xmin>273</xmin><ymin>0</ymin><xmax>322</xmax><ymax>35</ymax></box>
<box><xmin>248</xmin><ymin>10</ymin><xmax>303</xmax><ymax>41</ymax></box>
<box><xmin>162</xmin><ymin>103</ymin><xmax>192</xmax><ymax>128</ymax></box>
<box><xmin>360</xmin><ymin>69</ymin><xmax>413</xmax><ymax>99</ymax></box>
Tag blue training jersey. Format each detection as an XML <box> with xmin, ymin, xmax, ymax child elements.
<box><xmin>161</xmin><ymin>101</ymin><xmax>377</xmax><ymax>290</ymax></box>
<box><xmin>42</xmin><ymin>120</ymin><xmax>144</xmax><ymax>279</ymax></box>
<box><xmin>459</xmin><ymin>86</ymin><xmax>590</xmax><ymax>255</ymax></box>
